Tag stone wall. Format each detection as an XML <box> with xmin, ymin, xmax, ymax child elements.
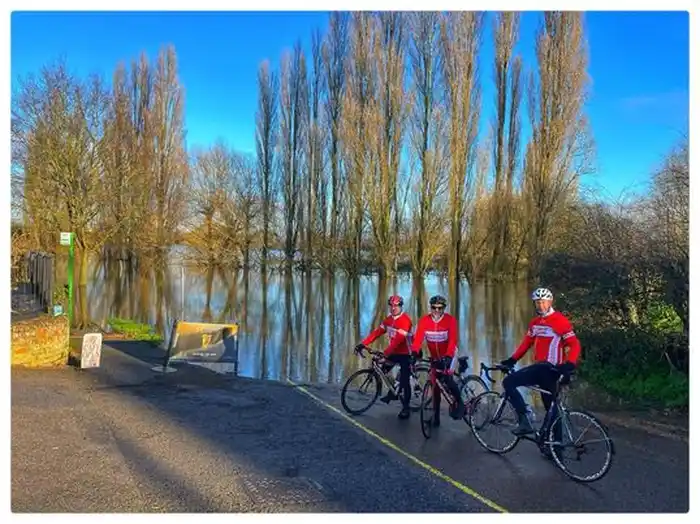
<box><xmin>12</xmin><ymin>315</ymin><xmax>69</xmax><ymax>367</ymax></box>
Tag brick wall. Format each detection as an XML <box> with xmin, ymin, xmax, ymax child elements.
<box><xmin>12</xmin><ymin>315</ymin><xmax>69</xmax><ymax>367</ymax></box>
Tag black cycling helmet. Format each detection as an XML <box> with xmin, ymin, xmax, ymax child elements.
<box><xmin>429</xmin><ymin>295</ymin><xmax>447</xmax><ymax>308</ymax></box>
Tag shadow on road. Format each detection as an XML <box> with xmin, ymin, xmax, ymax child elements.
<box><xmin>12</xmin><ymin>343</ymin><xmax>493</xmax><ymax>513</ymax></box>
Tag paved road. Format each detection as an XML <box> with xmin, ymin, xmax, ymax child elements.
<box><xmin>11</xmin><ymin>344</ymin><xmax>689</xmax><ymax>512</ymax></box>
<box><xmin>303</xmin><ymin>381</ymin><xmax>689</xmax><ymax>513</ymax></box>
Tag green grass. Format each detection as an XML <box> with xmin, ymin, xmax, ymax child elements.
<box><xmin>580</xmin><ymin>363</ymin><xmax>688</xmax><ymax>410</ymax></box>
<box><xmin>108</xmin><ymin>317</ymin><xmax>164</xmax><ymax>343</ymax></box>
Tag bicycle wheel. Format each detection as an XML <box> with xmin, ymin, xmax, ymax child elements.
<box><xmin>341</xmin><ymin>369</ymin><xmax>382</xmax><ymax>415</ymax></box>
<box><xmin>468</xmin><ymin>391</ymin><xmax>520</xmax><ymax>454</ymax></box>
<box><xmin>408</xmin><ymin>364</ymin><xmax>430</xmax><ymax>412</ymax></box>
<box><xmin>460</xmin><ymin>374</ymin><xmax>489</xmax><ymax>423</ymax></box>
<box><xmin>420</xmin><ymin>381</ymin><xmax>434</xmax><ymax>439</ymax></box>
<box><xmin>548</xmin><ymin>409</ymin><xmax>615</xmax><ymax>482</ymax></box>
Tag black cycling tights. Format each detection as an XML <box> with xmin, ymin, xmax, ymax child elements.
<box><xmin>432</xmin><ymin>357</ymin><xmax>462</xmax><ymax>414</ymax></box>
<box><xmin>382</xmin><ymin>354</ymin><xmax>411</xmax><ymax>408</ymax></box>
<box><xmin>503</xmin><ymin>361</ymin><xmax>559</xmax><ymax>415</ymax></box>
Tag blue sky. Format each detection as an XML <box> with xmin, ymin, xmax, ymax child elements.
<box><xmin>11</xmin><ymin>10</ymin><xmax>689</xmax><ymax>201</ymax></box>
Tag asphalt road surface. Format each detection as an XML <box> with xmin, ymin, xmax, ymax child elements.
<box><xmin>11</xmin><ymin>344</ymin><xmax>689</xmax><ymax>513</ymax></box>
<box><xmin>302</xmin><ymin>380</ymin><xmax>689</xmax><ymax>513</ymax></box>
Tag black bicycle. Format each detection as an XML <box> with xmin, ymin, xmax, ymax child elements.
<box><xmin>340</xmin><ymin>347</ymin><xmax>430</xmax><ymax>415</ymax></box>
<box><xmin>455</xmin><ymin>356</ymin><xmax>489</xmax><ymax>419</ymax></box>
<box><xmin>468</xmin><ymin>362</ymin><xmax>615</xmax><ymax>483</ymax></box>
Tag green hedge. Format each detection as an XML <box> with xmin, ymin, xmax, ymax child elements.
<box><xmin>576</xmin><ymin>326</ymin><xmax>688</xmax><ymax>409</ymax></box>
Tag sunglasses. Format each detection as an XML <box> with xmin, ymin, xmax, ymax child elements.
<box><xmin>431</xmin><ymin>305</ymin><xmax>444</xmax><ymax>311</ymax></box>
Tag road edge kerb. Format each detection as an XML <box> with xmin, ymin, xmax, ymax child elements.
<box><xmin>595</xmin><ymin>412</ymin><xmax>688</xmax><ymax>442</ymax></box>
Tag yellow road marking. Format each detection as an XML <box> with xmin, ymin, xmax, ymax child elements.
<box><xmin>288</xmin><ymin>379</ymin><xmax>509</xmax><ymax>514</ymax></box>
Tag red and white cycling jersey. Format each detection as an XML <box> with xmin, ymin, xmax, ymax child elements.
<box><xmin>410</xmin><ymin>312</ymin><xmax>458</xmax><ymax>360</ymax></box>
<box><xmin>512</xmin><ymin>310</ymin><xmax>581</xmax><ymax>365</ymax></box>
<box><xmin>361</xmin><ymin>312</ymin><xmax>413</xmax><ymax>356</ymax></box>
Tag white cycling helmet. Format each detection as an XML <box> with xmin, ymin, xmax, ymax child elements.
<box><xmin>531</xmin><ymin>287</ymin><xmax>554</xmax><ymax>301</ymax></box>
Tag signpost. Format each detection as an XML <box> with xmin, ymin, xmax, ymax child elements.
<box><xmin>60</xmin><ymin>232</ymin><xmax>74</xmax><ymax>324</ymax></box>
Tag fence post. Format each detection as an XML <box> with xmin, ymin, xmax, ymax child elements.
<box><xmin>28</xmin><ymin>253</ymin><xmax>34</xmax><ymax>294</ymax></box>
<box><xmin>49</xmin><ymin>255</ymin><xmax>55</xmax><ymax>313</ymax></box>
<box><xmin>42</xmin><ymin>255</ymin><xmax>47</xmax><ymax>309</ymax></box>
<box><xmin>43</xmin><ymin>255</ymin><xmax>51</xmax><ymax>311</ymax></box>
<box><xmin>32</xmin><ymin>253</ymin><xmax>38</xmax><ymax>296</ymax></box>
<box><xmin>38</xmin><ymin>255</ymin><xmax>44</xmax><ymax>308</ymax></box>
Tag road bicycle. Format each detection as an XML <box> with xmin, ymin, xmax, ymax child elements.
<box><xmin>455</xmin><ymin>356</ymin><xmax>489</xmax><ymax>418</ymax></box>
<box><xmin>340</xmin><ymin>347</ymin><xmax>430</xmax><ymax>415</ymax></box>
<box><xmin>419</xmin><ymin>355</ymin><xmax>489</xmax><ymax>439</ymax></box>
<box><xmin>468</xmin><ymin>362</ymin><xmax>615</xmax><ymax>483</ymax></box>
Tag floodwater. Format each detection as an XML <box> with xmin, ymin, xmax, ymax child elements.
<box><xmin>72</xmin><ymin>258</ymin><xmax>539</xmax><ymax>387</ymax></box>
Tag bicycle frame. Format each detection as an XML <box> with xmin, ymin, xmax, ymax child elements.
<box><xmin>483</xmin><ymin>365</ymin><xmax>573</xmax><ymax>449</ymax></box>
<box><xmin>513</xmin><ymin>384</ymin><xmax>567</xmax><ymax>448</ymax></box>
<box><xmin>362</xmin><ymin>348</ymin><xmax>428</xmax><ymax>398</ymax></box>
<box><xmin>371</xmin><ymin>358</ymin><xmax>399</xmax><ymax>394</ymax></box>
<box><xmin>428</xmin><ymin>367</ymin><xmax>459</xmax><ymax>408</ymax></box>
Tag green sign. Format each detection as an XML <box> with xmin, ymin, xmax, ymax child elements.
<box><xmin>60</xmin><ymin>232</ymin><xmax>74</xmax><ymax>324</ymax></box>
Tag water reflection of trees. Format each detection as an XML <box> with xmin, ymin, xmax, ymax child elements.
<box><xmin>75</xmin><ymin>256</ymin><xmax>532</xmax><ymax>385</ymax></box>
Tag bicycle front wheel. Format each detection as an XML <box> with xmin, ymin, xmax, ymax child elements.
<box><xmin>341</xmin><ymin>369</ymin><xmax>382</xmax><ymax>415</ymax></box>
<box><xmin>420</xmin><ymin>381</ymin><xmax>435</xmax><ymax>439</ymax></box>
<box><xmin>469</xmin><ymin>391</ymin><xmax>520</xmax><ymax>454</ymax></box>
<box><xmin>548</xmin><ymin>409</ymin><xmax>615</xmax><ymax>482</ymax></box>
<box><xmin>460</xmin><ymin>374</ymin><xmax>489</xmax><ymax>424</ymax></box>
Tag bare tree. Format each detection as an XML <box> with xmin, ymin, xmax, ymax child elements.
<box><xmin>364</xmin><ymin>12</ymin><xmax>407</xmax><ymax>277</ymax></box>
<box><xmin>322</xmin><ymin>12</ymin><xmax>349</xmax><ymax>269</ymax></box>
<box><xmin>123</xmin><ymin>53</ymin><xmax>156</xmax><ymax>258</ymax></box>
<box><xmin>490</xmin><ymin>11</ymin><xmax>523</xmax><ymax>277</ymax></box>
<box><xmin>440</xmin><ymin>12</ymin><xmax>484</xmax><ymax>290</ymax></box>
<box><xmin>648</xmin><ymin>138</ymin><xmax>688</xmax><ymax>332</ymax></box>
<box><xmin>522</xmin><ymin>12</ymin><xmax>594</xmax><ymax>279</ymax></box>
<box><xmin>408</xmin><ymin>11</ymin><xmax>448</xmax><ymax>277</ymax></box>
<box><xmin>231</xmin><ymin>152</ymin><xmax>260</xmax><ymax>270</ymax></box>
<box><xmin>101</xmin><ymin>62</ymin><xmax>141</xmax><ymax>258</ymax></box>
<box><xmin>341</xmin><ymin>12</ymin><xmax>376</xmax><ymax>274</ymax></box>
<box><xmin>14</xmin><ymin>61</ymin><xmax>110</xmax><ymax>286</ymax></box>
<box><xmin>462</xmin><ymin>140</ymin><xmax>492</xmax><ymax>278</ymax></box>
<box><xmin>255</xmin><ymin>60</ymin><xmax>279</xmax><ymax>269</ymax></box>
<box><xmin>304</xmin><ymin>28</ymin><xmax>326</xmax><ymax>269</ymax></box>
<box><xmin>186</xmin><ymin>141</ymin><xmax>235</xmax><ymax>267</ymax></box>
<box><xmin>279</xmin><ymin>41</ymin><xmax>308</xmax><ymax>270</ymax></box>
<box><xmin>146</xmin><ymin>45</ymin><xmax>189</xmax><ymax>260</ymax></box>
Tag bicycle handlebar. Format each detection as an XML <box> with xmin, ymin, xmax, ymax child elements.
<box><xmin>356</xmin><ymin>345</ymin><xmax>430</xmax><ymax>365</ymax></box>
<box><xmin>356</xmin><ymin>346</ymin><xmax>384</xmax><ymax>359</ymax></box>
<box><xmin>479</xmin><ymin>361</ymin><xmax>576</xmax><ymax>386</ymax></box>
<box><xmin>480</xmin><ymin>362</ymin><xmax>513</xmax><ymax>383</ymax></box>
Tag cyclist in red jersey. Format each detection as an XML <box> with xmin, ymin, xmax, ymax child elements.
<box><xmin>500</xmin><ymin>287</ymin><xmax>582</xmax><ymax>436</ymax></box>
<box><xmin>354</xmin><ymin>295</ymin><xmax>414</xmax><ymax>420</ymax></box>
<box><xmin>410</xmin><ymin>295</ymin><xmax>465</xmax><ymax>426</ymax></box>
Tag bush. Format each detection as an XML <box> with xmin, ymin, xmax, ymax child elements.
<box><xmin>107</xmin><ymin>318</ymin><xmax>163</xmax><ymax>342</ymax></box>
<box><xmin>577</xmin><ymin>325</ymin><xmax>688</xmax><ymax>408</ymax></box>
<box><xmin>641</xmin><ymin>300</ymin><xmax>683</xmax><ymax>335</ymax></box>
